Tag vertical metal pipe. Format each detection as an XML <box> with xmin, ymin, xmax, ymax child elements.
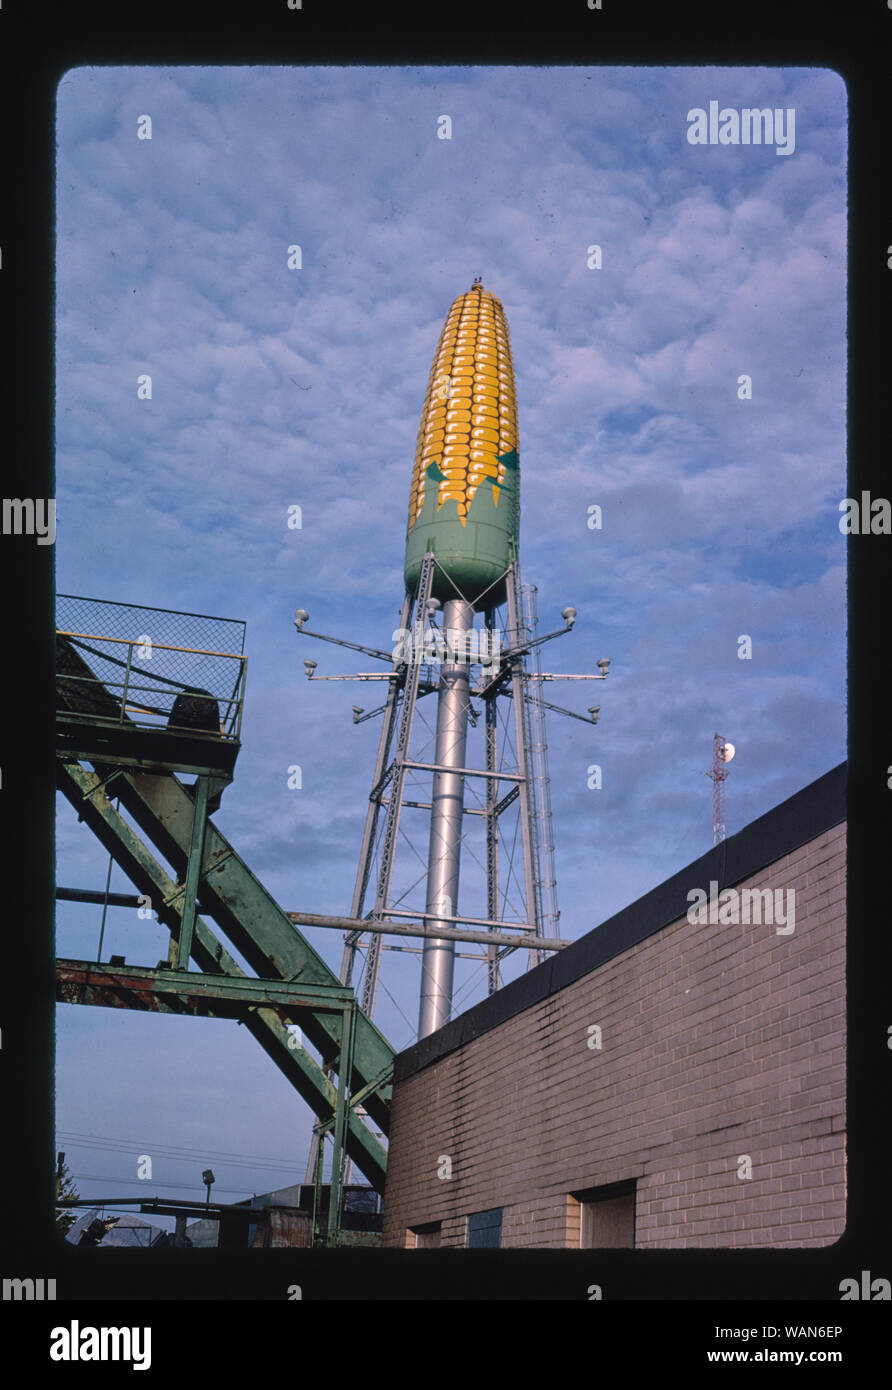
<box><xmin>484</xmin><ymin>607</ymin><xmax>500</xmax><ymax>995</ymax></box>
<box><xmin>417</xmin><ymin>597</ymin><xmax>474</xmax><ymax>1038</ymax></box>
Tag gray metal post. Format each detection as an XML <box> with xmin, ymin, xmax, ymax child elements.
<box><xmin>417</xmin><ymin>597</ymin><xmax>474</xmax><ymax>1038</ymax></box>
<box><xmin>120</xmin><ymin>641</ymin><xmax>133</xmax><ymax>723</ymax></box>
<box><xmin>505</xmin><ymin>565</ymin><xmax>541</xmax><ymax>966</ymax></box>
<box><xmin>312</xmin><ymin>1122</ymin><xmax>325</xmax><ymax>1247</ymax></box>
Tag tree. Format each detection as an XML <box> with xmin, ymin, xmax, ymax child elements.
<box><xmin>55</xmin><ymin>1156</ymin><xmax>80</xmax><ymax>1237</ymax></box>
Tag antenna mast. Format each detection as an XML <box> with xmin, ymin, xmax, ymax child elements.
<box><xmin>706</xmin><ymin>733</ymin><xmax>735</xmax><ymax>844</ymax></box>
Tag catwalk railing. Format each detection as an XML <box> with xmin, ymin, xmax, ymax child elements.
<box><xmin>56</xmin><ymin>593</ymin><xmax>247</xmax><ymax>743</ymax></box>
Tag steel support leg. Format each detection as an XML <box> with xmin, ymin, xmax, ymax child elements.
<box><xmin>326</xmin><ymin>1000</ymin><xmax>356</xmax><ymax>1245</ymax></box>
<box><xmin>361</xmin><ymin>552</ymin><xmax>435</xmax><ymax>1018</ymax></box>
<box><xmin>340</xmin><ymin>591</ymin><xmax>413</xmax><ymax>988</ymax></box>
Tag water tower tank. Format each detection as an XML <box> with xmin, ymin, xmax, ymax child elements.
<box><xmin>404</xmin><ymin>282</ymin><xmax>520</xmax><ymax>607</ymax></box>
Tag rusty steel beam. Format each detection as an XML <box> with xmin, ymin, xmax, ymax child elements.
<box><xmin>56</xmin><ymin>958</ymin><xmax>355</xmax><ymax>1018</ymax></box>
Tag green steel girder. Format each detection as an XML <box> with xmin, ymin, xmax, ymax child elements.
<box><xmin>56</xmin><ymin>758</ymin><xmax>390</xmax><ymax>1190</ymax></box>
<box><xmin>87</xmin><ymin>761</ymin><xmax>395</xmax><ymax>1135</ymax></box>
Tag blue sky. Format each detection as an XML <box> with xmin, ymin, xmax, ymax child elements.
<box><xmin>54</xmin><ymin>65</ymin><xmax>846</xmax><ymax>1211</ymax></box>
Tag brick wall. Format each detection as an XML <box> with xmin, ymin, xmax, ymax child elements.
<box><xmin>382</xmin><ymin>821</ymin><xmax>845</xmax><ymax>1249</ymax></box>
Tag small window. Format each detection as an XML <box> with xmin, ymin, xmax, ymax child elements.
<box><xmin>467</xmin><ymin>1207</ymin><xmax>502</xmax><ymax>1249</ymax></box>
<box><xmin>572</xmin><ymin>1180</ymin><xmax>636</xmax><ymax>1249</ymax></box>
<box><xmin>409</xmin><ymin>1221</ymin><xmax>441</xmax><ymax>1249</ymax></box>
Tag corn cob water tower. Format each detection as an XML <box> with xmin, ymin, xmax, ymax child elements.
<box><xmin>295</xmin><ymin>281</ymin><xmax>612</xmax><ymax>1043</ymax></box>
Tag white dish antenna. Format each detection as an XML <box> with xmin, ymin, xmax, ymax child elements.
<box><xmin>719</xmin><ymin>741</ymin><xmax>735</xmax><ymax>763</ymax></box>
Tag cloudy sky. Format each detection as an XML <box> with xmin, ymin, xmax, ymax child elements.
<box><xmin>54</xmin><ymin>65</ymin><xmax>846</xmax><ymax>1211</ymax></box>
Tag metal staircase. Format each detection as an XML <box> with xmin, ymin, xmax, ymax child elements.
<box><xmin>54</xmin><ymin>597</ymin><xmax>393</xmax><ymax>1233</ymax></box>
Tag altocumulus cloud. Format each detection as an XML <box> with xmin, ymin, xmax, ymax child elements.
<box><xmin>54</xmin><ymin>64</ymin><xmax>846</xmax><ymax>1170</ymax></box>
